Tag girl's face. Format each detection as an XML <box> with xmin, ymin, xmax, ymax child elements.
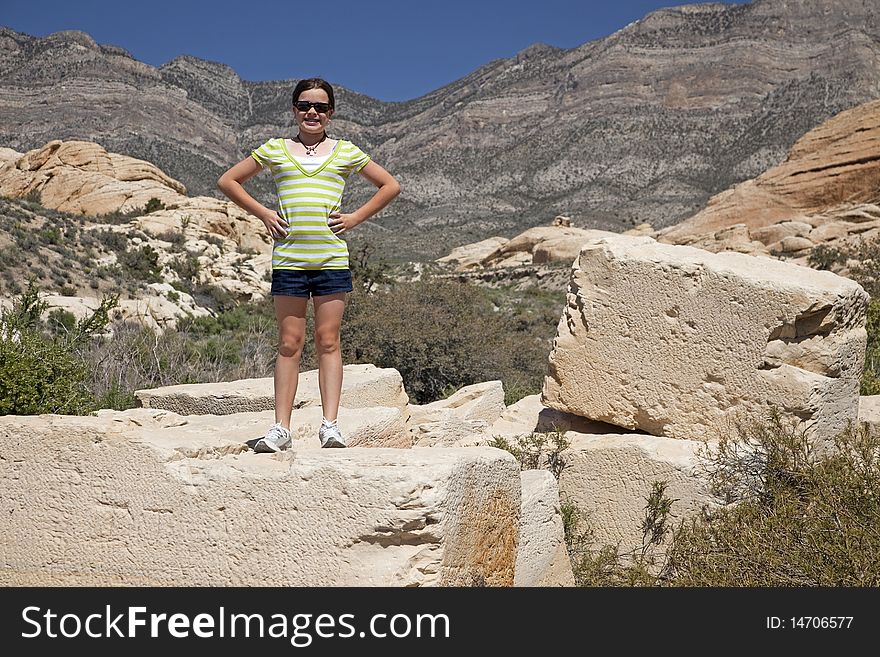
<box><xmin>293</xmin><ymin>88</ymin><xmax>333</xmax><ymax>136</ymax></box>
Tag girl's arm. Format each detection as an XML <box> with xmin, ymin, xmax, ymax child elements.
<box><xmin>328</xmin><ymin>161</ymin><xmax>401</xmax><ymax>235</ymax></box>
<box><xmin>217</xmin><ymin>157</ymin><xmax>287</xmax><ymax>239</ymax></box>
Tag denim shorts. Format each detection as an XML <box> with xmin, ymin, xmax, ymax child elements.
<box><xmin>271</xmin><ymin>268</ymin><xmax>353</xmax><ymax>298</ymax></box>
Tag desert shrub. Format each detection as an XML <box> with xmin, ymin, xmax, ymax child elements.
<box><xmin>663</xmin><ymin>415</ymin><xmax>880</xmax><ymax>586</ymax></box>
<box><xmin>807</xmin><ymin>237</ymin><xmax>880</xmax><ymax>393</ymax></box>
<box><xmin>156</xmin><ymin>230</ymin><xmax>186</xmax><ymax>250</ymax></box>
<box><xmin>847</xmin><ymin>238</ymin><xmax>880</xmax><ymax>298</ymax></box>
<box><xmin>190</xmin><ymin>283</ymin><xmax>238</xmax><ymax>313</ymax></box>
<box><xmin>342</xmin><ymin>279</ymin><xmax>554</xmax><ymax>403</ymax></box>
<box><xmin>46</xmin><ymin>308</ymin><xmax>77</xmax><ymax>338</ymax></box>
<box><xmin>118</xmin><ymin>244</ymin><xmax>161</xmax><ymax>283</ymax></box>
<box><xmin>84</xmin><ymin>306</ymin><xmax>277</xmax><ymax>409</ymax></box>
<box><xmin>95</xmin><ymin>229</ymin><xmax>128</xmax><ymax>253</ymax></box>
<box><xmin>23</xmin><ymin>189</ymin><xmax>42</xmax><ymax>205</ymax></box>
<box><xmin>349</xmin><ymin>241</ymin><xmax>392</xmax><ymax>292</ymax></box>
<box><xmin>39</xmin><ymin>226</ymin><xmax>61</xmax><ymax>245</ymax></box>
<box><xmin>84</xmin><ymin>323</ymin><xmax>202</xmax><ymax>405</ymax></box>
<box><xmin>203</xmin><ymin>234</ymin><xmax>225</xmax><ymax>251</ymax></box>
<box><xmin>0</xmin><ymin>282</ymin><xmax>116</xmax><ymax>415</ymax></box>
<box><xmin>489</xmin><ymin>430</ymin><xmax>570</xmax><ymax>479</ymax></box>
<box><xmin>492</xmin><ymin>428</ymin><xmax>677</xmax><ymax>585</ymax></box>
<box><xmin>807</xmin><ymin>243</ymin><xmax>845</xmax><ymax>271</ymax></box>
<box><xmin>167</xmin><ymin>253</ymin><xmax>201</xmax><ymax>292</ymax></box>
<box><xmin>560</xmin><ymin>413</ymin><xmax>880</xmax><ymax>586</ymax></box>
<box><xmin>564</xmin><ymin>481</ymin><xmax>674</xmax><ymax>587</ymax></box>
<box><xmin>144</xmin><ymin>197</ymin><xmax>165</xmax><ymax>214</ymax></box>
<box><xmin>863</xmin><ymin>300</ymin><xmax>880</xmax><ymax>395</ymax></box>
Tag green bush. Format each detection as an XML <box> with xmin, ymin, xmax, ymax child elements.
<box><xmin>564</xmin><ymin>482</ymin><xmax>674</xmax><ymax>587</ymax></box>
<box><xmin>0</xmin><ymin>282</ymin><xmax>116</xmax><ymax>415</ymax></box>
<box><xmin>143</xmin><ymin>197</ymin><xmax>165</xmax><ymax>214</ymax></box>
<box><xmin>83</xmin><ymin>307</ymin><xmax>278</xmax><ymax>409</ymax></box>
<box><xmin>664</xmin><ymin>415</ymin><xmax>880</xmax><ymax>586</ymax></box>
<box><xmin>118</xmin><ymin>245</ymin><xmax>161</xmax><ymax>283</ymax></box>
<box><xmin>489</xmin><ymin>430</ymin><xmax>569</xmax><ymax>479</ymax></box>
<box><xmin>560</xmin><ymin>413</ymin><xmax>880</xmax><ymax>586</ymax></box>
<box><xmin>800</xmin><ymin>236</ymin><xmax>880</xmax><ymax>395</ymax></box>
<box><xmin>862</xmin><ymin>300</ymin><xmax>880</xmax><ymax>394</ymax></box>
<box><xmin>807</xmin><ymin>243</ymin><xmax>845</xmax><ymax>271</ymax></box>
<box><xmin>342</xmin><ymin>279</ymin><xmax>554</xmax><ymax>403</ymax></box>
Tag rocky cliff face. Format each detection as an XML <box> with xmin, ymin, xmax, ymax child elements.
<box><xmin>2</xmin><ymin>0</ymin><xmax>879</xmax><ymax>259</ymax></box>
<box><xmin>654</xmin><ymin>97</ymin><xmax>880</xmax><ymax>262</ymax></box>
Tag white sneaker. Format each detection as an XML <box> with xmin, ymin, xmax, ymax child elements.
<box><xmin>319</xmin><ymin>420</ymin><xmax>347</xmax><ymax>448</ymax></box>
<box><xmin>254</xmin><ymin>422</ymin><xmax>291</xmax><ymax>453</ymax></box>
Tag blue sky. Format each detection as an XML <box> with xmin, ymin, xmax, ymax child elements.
<box><xmin>1</xmin><ymin>0</ymin><xmax>748</xmax><ymax>101</ymax></box>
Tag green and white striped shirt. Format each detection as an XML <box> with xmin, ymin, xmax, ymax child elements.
<box><xmin>251</xmin><ymin>138</ymin><xmax>371</xmax><ymax>270</ymax></box>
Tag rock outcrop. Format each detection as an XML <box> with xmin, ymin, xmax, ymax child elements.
<box><xmin>433</xmin><ymin>218</ymin><xmax>620</xmax><ymax>292</ymax></box>
<box><xmin>135</xmin><ymin>364</ymin><xmax>410</xmax><ymax>419</ymax></box>
<box><xmin>409</xmin><ymin>381</ymin><xmax>506</xmax><ymax>447</ymax></box>
<box><xmin>515</xmin><ymin>470</ymin><xmax>574</xmax><ymax>587</ymax></box>
<box><xmin>656</xmin><ymin>98</ymin><xmax>880</xmax><ymax>262</ymax></box>
<box><xmin>558</xmin><ymin>432</ymin><xmax>714</xmax><ymax>553</ymax></box>
<box><xmin>0</xmin><ymin>140</ymin><xmax>272</xmax><ymax>311</ymax></box>
<box><xmin>436</xmin><ymin>237</ymin><xmax>510</xmax><ymax>271</ymax></box>
<box><xmin>0</xmin><ymin>140</ymin><xmax>186</xmax><ymax>214</ymax></box>
<box><xmin>433</xmin><ymin>98</ymin><xmax>880</xmax><ymax>295</ymax></box>
<box><xmin>0</xmin><ymin>412</ymin><xmax>520</xmax><ymax>586</ymax></box>
<box><xmin>543</xmin><ymin>235</ymin><xmax>868</xmax><ymax>446</ymax></box>
<box><xmin>480</xmin><ymin>226</ymin><xmax>619</xmax><ymax>269</ymax></box>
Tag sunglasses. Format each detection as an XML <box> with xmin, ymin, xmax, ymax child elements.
<box><xmin>294</xmin><ymin>100</ymin><xmax>332</xmax><ymax>113</ymax></box>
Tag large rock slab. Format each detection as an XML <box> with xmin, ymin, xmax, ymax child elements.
<box><xmin>97</xmin><ymin>404</ymin><xmax>411</xmax><ymax>451</ymax></box>
<box><xmin>0</xmin><ymin>140</ymin><xmax>186</xmax><ymax>214</ymax></box>
<box><xmin>544</xmin><ymin>235</ymin><xmax>868</xmax><ymax>445</ymax></box>
<box><xmin>481</xmin><ymin>226</ymin><xmax>618</xmax><ymax>268</ymax></box>
<box><xmin>410</xmin><ymin>381</ymin><xmax>505</xmax><ymax>447</ymax></box>
<box><xmin>436</xmin><ymin>236</ymin><xmax>510</xmax><ymax>271</ymax></box>
<box><xmin>135</xmin><ymin>364</ymin><xmax>410</xmax><ymax>417</ymax></box>
<box><xmin>515</xmin><ymin>470</ymin><xmax>574</xmax><ymax>587</ymax></box>
<box><xmin>0</xmin><ymin>414</ymin><xmax>520</xmax><ymax>586</ymax></box>
<box><xmin>557</xmin><ymin>432</ymin><xmax>715</xmax><ymax>554</ymax></box>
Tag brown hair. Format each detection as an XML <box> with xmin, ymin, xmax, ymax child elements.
<box><xmin>292</xmin><ymin>78</ymin><xmax>336</xmax><ymax>110</ymax></box>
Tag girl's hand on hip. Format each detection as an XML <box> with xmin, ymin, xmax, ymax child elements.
<box><xmin>328</xmin><ymin>212</ymin><xmax>359</xmax><ymax>235</ymax></box>
<box><xmin>262</xmin><ymin>210</ymin><xmax>288</xmax><ymax>240</ymax></box>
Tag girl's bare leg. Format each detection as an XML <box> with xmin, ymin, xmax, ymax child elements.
<box><xmin>312</xmin><ymin>293</ymin><xmax>346</xmax><ymax>422</ymax></box>
<box><xmin>273</xmin><ymin>295</ymin><xmax>308</xmax><ymax>429</ymax></box>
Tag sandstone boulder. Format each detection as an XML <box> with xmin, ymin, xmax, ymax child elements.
<box><xmin>0</xmin><ymin>413</ymin><xmax>520</xmax><ymax>586</ymax></box>
<box><xmin>482</xmin><ymin>226</ymin><xmax>617</xmax><ymax>267</ymax></box>
<box><xmin>97</xmin><ymin>404</ymin><xmax>410</xmax><ymax>451</ymax></box>
<box><xmin>436</xmin><ymin>236</ymin><xmax>510</xmax><ymax>271</ymax></box>
<box><xmin>544</xmin><ymin>235</ymin><xmax>868</xmax><ymax>446</ymax></box>
<box><xmin>410</xmin><ymin>381</ymin><xmax>505</xmax><ymax>447</ymax></box>
<box><xmin>655</xmin><ymin>99</ymin><xmax>880</xmax><ymax>262</ymax></box>
<box><xmin>4</xmin><ymin>288</ymin><xmax>214</xmax><ymax>335</ymax></box>
<box><xmin>135</xmin><ymin>364</ymin><xmax>410</xmax><ymax>418</ymax></box>
<box><xmin>557</xmin><ymin>431</ymin><xmax>716</xmax><ymax>553</ymax></box>
<box><xmin>489</xmin><ymin>394</ymin><xmax>625</xmax><ymax>437</ymax></box>
<box><xmin>858</xmin><ymin>396</ymin><xmax>880</xmax><ymax>430</ymax></box>
<box><xmin>0</xmin><ymin>140</ymin><xmax>185</xmax><ymax>214</ymax></box>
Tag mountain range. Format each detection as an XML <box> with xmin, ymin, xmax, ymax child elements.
<box><xmin>1</xmin><ymin>0</ymin><xmax>879</xmax><ymax>260</ymax></box>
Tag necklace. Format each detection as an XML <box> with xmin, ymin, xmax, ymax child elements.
<box><xmin>297</xmin><ymin>132</ymin><xmax>326</xmax><ymax>156</ymax></box>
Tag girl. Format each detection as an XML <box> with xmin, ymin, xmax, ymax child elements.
<box><xmin>218</xmin><ymin>78</ymin><xmax>400</xmax><ymax>451</ymax></box>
